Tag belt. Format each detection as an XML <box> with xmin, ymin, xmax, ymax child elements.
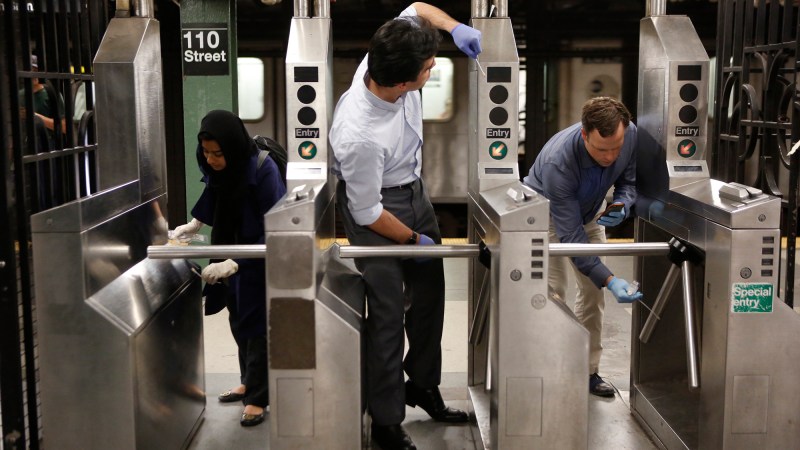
<box><xmin>381</xmin><ymin>180</ymin><xmax>416</xmax><ymax>191</ymax></box>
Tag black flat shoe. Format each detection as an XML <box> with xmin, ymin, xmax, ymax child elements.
<box><xmin>589</xmin><ymin>373</ymin><xmax>615</xmax><ymax>398</ymax></box>
<box><xmin>240</xmin><ymin>410</ymin><xmax>266</xmax><ymax>427</ymax></box>
<box><xmin>371</xmin><ymin>423</ymin><xmax>416</xmax><ymax>450</ymax></box>
<box><xmin>218</xmin><ymin>390</ymin><xmax>245</xmax><ymax>403</ymax></box>
<box><xmin>405</xmin><ymin>380</ymin><xmax>468</xmax><ymax>423</ymax></box>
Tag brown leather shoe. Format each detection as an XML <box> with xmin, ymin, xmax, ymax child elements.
<box><xmin>405</xmin><ymin>380</ymin><xmax>468</xmax><ymax>423</ymax></box>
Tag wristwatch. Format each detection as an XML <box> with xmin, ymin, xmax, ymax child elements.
<box><xmin>405</xmin><ymin>231</ymin><xmax>419</xmax><ymax>245</ymax></box>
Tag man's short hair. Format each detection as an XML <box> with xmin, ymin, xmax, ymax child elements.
<box><xmin>581</xmin><ymin>97</ymin><xmax>631</xmax><ymax>137</ymax></box>
<box><xmin>367</xmin><ymin>16</ymin><xmax>441</xmax><ymax>87</ymax></box>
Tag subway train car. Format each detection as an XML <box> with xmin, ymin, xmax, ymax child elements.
<box><xmin>6</xmin><ymin>1</ymin><xmax>800</xmax><ymax>449</ymax></box>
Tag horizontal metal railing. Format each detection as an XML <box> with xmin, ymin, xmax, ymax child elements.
<box><xmin>147</xmin><ymin>242</ymin><xmax>671</xmax><ymax>259</ymax></box>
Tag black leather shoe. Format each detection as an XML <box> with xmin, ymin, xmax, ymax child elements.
<box><xmin>240</xmin><ymin>410</ymin><xmax>266</xmax><ymax>427</ymax></box>
<box><xmin>589</xmin><ymin>373</ymin><xmax>615</xmax><ymax>398</ymax></box>
<box><xmin>218</xmin><ymin>390</ymin><xmax>245</xmax><ymax>403</ymax></box>
<box><xmin>371</xmin><ymin>423</ymin><xmax>416</xmax><ymax>450</ymax></box>
<box><xmin>405</xmin><ymin>380</ymin><xmax>468</xmax><ymax>423</ymax></box>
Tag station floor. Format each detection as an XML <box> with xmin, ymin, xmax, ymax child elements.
<box><xmin>188</xmin><ymin>250</ymin><xmax>658</xmax><ymax>449</ymax></box>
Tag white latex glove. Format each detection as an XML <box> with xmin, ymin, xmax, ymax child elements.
<box><xmin>170</xmin><ymin>218</ymin><xmax>204</xmax><ymax>242</ymax></box>
<box><xmin>201</xmin><ymin>259</ymin><xmax>238</xmax><ymax>284</ymax></box>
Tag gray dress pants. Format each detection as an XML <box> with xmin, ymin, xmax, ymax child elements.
<box><xmin>336</xmin><ymin>178</ymin><xmax>445</xmax><ymax>426</ymax></box>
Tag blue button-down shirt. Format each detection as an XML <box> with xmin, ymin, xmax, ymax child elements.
<box><xmin>330</xmin><ymin>6</ymin><xmax>422</xmax><ymax>226</ymax></box>
<box><xmin>523</xmin><ymin>121</ymin><xmax>638</xmax><ymax>287</ymax></box>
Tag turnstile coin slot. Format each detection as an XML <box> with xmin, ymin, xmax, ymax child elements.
<box><xmin>484</xmin><ymin>167</ymin><xmax>514</xmax><ymax>175</ymax></box>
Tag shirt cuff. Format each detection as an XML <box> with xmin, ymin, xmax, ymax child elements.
<box><xmin>352</xmin><ymin>202</ymin><xmax>384</xmax><ymax>226</ymax></box>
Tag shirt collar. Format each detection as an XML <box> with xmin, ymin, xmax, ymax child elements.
<box><xmin>358</xmin><ymin>71</ymin><xmax>404</xmax><ymax>112</ymax></box>
<box><xmin>577</xmin><ymin>136</ymin><xmax>601</xmax><ymax>170</ymax></box>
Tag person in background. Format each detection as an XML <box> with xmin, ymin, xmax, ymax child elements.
<box><xmin>522</xmin><ymin>96</ymin><xmax>643</xmax><ymax>398</ymax></box>
<box><xmin>28</xmin><ymin>55</ymin><xmax>67</xmax><ymax>142</ymax></box>
<box><xmin>330</xmin><ymin>3</ymin><xmax>481</xmax><ymax>449</ymax></box>
<box><xmin>171</xmin><ymin>110</ymin><xmax>285</xmax><ymax>427</ymax></box>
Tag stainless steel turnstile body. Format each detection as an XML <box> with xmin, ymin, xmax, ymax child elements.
<box><xmin>265</xmin><ymin>182</ymin><xmax>366</xmax><ymax>450</ymax></box>
<box><xmin>33</xmin><ymin>183</ymin><xmax>202</xmax><ymax>450</ymax></box>
<box><xmin>33</xmin><ymin>9</ymin><xmax>203</xmax><ymax>448</ymax></box>
<box><xmin>634</xmin><ymin>7</ymin><xmax>800</xmax><ymax>449</ymax></box>
<box><xmin>468</xmin><ymin>184</ymin><xmax>589</xmax><ymax>449</ymax></box>
<box><xmin>633</xmin><ymin>183</ymin><xmax>800</xmax><ymax>449</ymax></box>
<box><xmin>466</xmin><ymin>2</ymin><xmax>589</xmax><ymax>447</ymax></box>
<box><xmin>268</xmin><ymin>1</ymin><xmax>366</xmax><ymax>447</ymax></box>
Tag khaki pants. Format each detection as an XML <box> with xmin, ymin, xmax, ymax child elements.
<box><xmin>548</xmin><ymin>219</ymin><xmax>607</xmax><ymax>374</ymax></box>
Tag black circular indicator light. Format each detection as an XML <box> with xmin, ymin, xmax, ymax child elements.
<box><xmin>298</xmin><ymin>107</ymin><xmax>316</xmax><ymax>125</ymax></box>
<box><xmin>678</xmin><ymin>105</ymin><xmax>697</xmax><ymax>124</ymax></box>
<box><xmin>680</xmin><ymin>84</ymin><xmax>698</xmax><ymax>102</ymax></box>
<box><xmin>489</xmin><ymin>107</ymin><xmax>508</xmax><ymax>126</ymax></box>
<box><xmin>297</xmin><ymin>85</ymin><xmax>316</xmax><ymax>104</ymax></box>
<box><xmin>489</xmin><ymin>86</ymin><xmax>509</xmax><ymax>104</ymax></box>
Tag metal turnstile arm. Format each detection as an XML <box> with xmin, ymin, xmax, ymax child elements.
<box><xmin>681</xmin><ymin>260</ymin><xmax>700</xmax><ymax>389</ymax></box>
<box><xmin>148</xmin><ymin>244</ymin><xmax>266</xmax><ymax>259</ymax></box>
<box><xmin>336</xmin><ymin>242</ymin><xmax>670</xmax><ymax>259</ymax></box>
<box><xmin>639</xmin><ymin>263</ymin><xmax>681</xmax><ymax>342</ymax></box>
<box><xmin>468</xmin><ymin>271</ymin><xmax>491</xmax><ymax>345</ymax></box>
<box><xmin>638</xmin><ymin>237</ymin><xmax>702</xmax><ymax>389</ymax></box>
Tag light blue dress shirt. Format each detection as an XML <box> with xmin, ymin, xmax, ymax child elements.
<box><xmin>330</xmin><ymin>6</ymin><xmax>423</xmax><ymax>226</ymax></box>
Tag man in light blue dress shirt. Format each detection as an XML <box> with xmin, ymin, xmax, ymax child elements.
<box><xmin>523</xmin><ymin>97</ymin><xmax>643</xmax><ymax>399</ymax></box>
<box><xmin>330</xmin><ymin>3</ymin><xmax>481</xmax><ymax>449</ymax></box>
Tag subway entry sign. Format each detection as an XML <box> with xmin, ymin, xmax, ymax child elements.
<box><xmin>182</xmin><ymin>24</ymin><xmax>229</xmax><ymax>76</ymax></box>
<box><xmin>731</xmin><ymin>282</ymin><xmax>774</xmax><ymax>313</ymax></box>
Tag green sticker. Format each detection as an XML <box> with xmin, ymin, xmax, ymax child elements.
<box><xmin>489</xmin><ymin>141</ymin><xmax>508</xmax><ymax>160</ymax></box>
<box><xmin>298</xmin><ymin>141</ymin><xmax>317</xmax><ymax>160</ymax></box>
<box><xmin>731</xmin><ymin>282</ymin><xmax>774</xmax><ymax>313</ymax></box>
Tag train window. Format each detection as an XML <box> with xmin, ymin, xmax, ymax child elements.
<box><xmin>422</xmin><ymin>57</ymin><xmax>454</xmax><ymax>122</ymax></box>
<box><xmin>237</xmin><ymin>57</ymin><xmax>264</xmax><ymax>121</ymax></box>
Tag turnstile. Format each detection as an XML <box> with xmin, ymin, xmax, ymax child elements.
<box><xmin>33</xmin><ymin>4</ymin><xmax>204</xmax><ymax>448</ymax></box>
<box><xmin>633</xmin><ymin>3</ymin><xmax>800</xmax><ymax>448</ymax></box>
<box><xmin>267</xmin><ymin>1</ymin><xmax>369</xmax><ymax>448</ymax></box>
<box><xmin>465</xmin><ymin>1</ymin><xmax>589</xmax><ymax>448</ymax></box>
<box><xmin>33</xmin><ymin>183</ymin><xmax>203</xmax><ymax>450</ymax></box>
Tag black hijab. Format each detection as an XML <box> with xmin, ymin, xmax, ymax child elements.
<box><xmin>196</xmin><ymin>110</ymin><xmax>257</xmax><ymax>245</ymax></box>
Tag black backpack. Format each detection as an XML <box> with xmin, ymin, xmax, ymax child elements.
<box><xmin>254</xmin><ymin>135</ymin><xmax>288</xmax><ymax>186</ymax></box>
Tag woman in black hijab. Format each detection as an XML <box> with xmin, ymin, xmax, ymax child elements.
<box><xmin>173</xmin><ymin>110</ymin><xmax>285</xmax><ymax>426</ymax></box>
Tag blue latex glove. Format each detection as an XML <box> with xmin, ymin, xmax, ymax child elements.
<box><xmin>414</xmin><ymin>233</ymin><xmax>436</xmax><ymax>263</ymax></box>
<box><xmin>451</xmin><ymin>24</ymin><xmax>482</xmax><ymax>59</ymax></box>
<box><xmin>607</xmin><ymin>276</ymin><xmax>643</xmax><ymax>303</ymax></box>
<box><xmin>597</xmin><ymin>206</ymin><xmax>625</xmax><ymax>227</ymax></box>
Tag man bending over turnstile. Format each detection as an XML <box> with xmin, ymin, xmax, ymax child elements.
<box><xmin>523</xmin><ymin>97</ymin><xmax>643</xmax><ymax>398</ymax></box>
<box><xmin>330</xmin><ymin>3</ymin><xmax>481</xmax><ymax>449</ymax></box>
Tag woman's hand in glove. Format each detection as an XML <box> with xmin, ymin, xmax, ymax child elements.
<box><xmin>170</xmin><ymin>218</ymin><xmax>204</xmax><ymax>242</ymax></box>
<box><xmin>201</xmin><ymin>259</ymin><xmax>238</xmax><ymax>284</ymax></box>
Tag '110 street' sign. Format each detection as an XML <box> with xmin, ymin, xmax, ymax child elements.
<box><xmin>182</xmin><ymin>23</ymin><xmax>229</xmax><ymax>76</ymax></box>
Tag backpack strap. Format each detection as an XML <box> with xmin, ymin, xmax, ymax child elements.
<box><xmin>256</xmin><ymin>148</ymin><xmax>270</xmax><ymax>170</ymax></box>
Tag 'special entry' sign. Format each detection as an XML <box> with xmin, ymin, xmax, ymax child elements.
<box><xmin>182</xmin><ymin>23</ymin><xmax>229</xmax><ymax>76</ymax></box>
